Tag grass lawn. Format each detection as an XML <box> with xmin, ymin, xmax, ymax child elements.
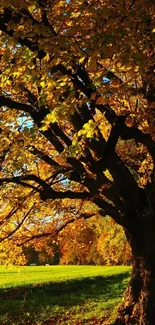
<box><xmin>0</xmin><ymin>265</ymin><xmax>131</xmax><ymax>324</ymax></box>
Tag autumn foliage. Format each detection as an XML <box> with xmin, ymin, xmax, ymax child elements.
<box><xmin>0</xmin><ymin>217</ymin><xmax>132</xmax><ymax>266</ymax></box>
<box><xmin>0</xmin><ymin>0</ymin><xmax>155</xmax><ymax>323</ymax></box>
<box><xmin>21</xmin><ymin>217</ymin><xmax>131</xmax><ymax>266</ymax></box>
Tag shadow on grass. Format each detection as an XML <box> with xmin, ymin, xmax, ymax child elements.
<box><xmin>0</xmin><ymin>271</ymin><xmax>130</xmax><ymax>324</ymax></box>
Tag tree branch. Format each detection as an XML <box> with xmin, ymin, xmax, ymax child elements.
<box><xmin>0</xmin><ymin>174</ymin><xmax>90</xmax><ymax>201</ymax></box>
<box><xmin>17</xmin><ymin>212</ymin><xmax>99</xmax><ymax>245</ymax></box>
<box><xmin>0</xmin><ymin>8</ymin><xmax>48</xmax><ymax>58</ymax></box>
<box><xmin>40</xmin><ymin>189</ymin><xmax>90</xmax><ymax>201</ymax></box>
<box><xmin>121</xmin><ymin>125</ymin><xmax>155</xmax><ymax>164</ymax></box>
<box><xmin>0</xmin><ymin>174</ymin><xmax>51</xmax><ymax>190</ymax></box>
<box><xmin>0</xmin><ymin>95</ymin><xmax>33</xmax><ymax>114</ymax></box>
<box><xmin>37</xmin><ymin>0</ymin><xmax>57</xmax><ymax>35</ymax></box>
<box><xmin>0</xmin><ymin>203</ymin><xmax>36</xmax><ymax>243</ymax></box>
<box><xmin>28</xmin><ymin>147</ymin><xmax>60</xmax><ymax>167</ymax></box>
<box><xmin>0</xmin><ymin>95</ymin><xmax>66</xmax><ymax>152</ymax></box>
<box><xmin>92</xmin><ymin>196</ymin><xmax>122</xmax><ymax>224</ymax></box>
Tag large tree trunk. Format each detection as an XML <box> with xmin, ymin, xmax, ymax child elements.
<box><xmin>114</xmin><ymin>220</ymin><xmax>155</xmax><ymax>325</ymax></box>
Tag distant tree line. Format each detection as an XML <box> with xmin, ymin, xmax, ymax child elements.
<box><xmin>16</xmin><ymin>217</ymin><xmax>132</xmax><ymax>266</ymax></box>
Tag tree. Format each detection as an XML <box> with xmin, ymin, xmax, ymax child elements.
<box><xmin>23</xmin><ymin>238</ymin><xmax>59</xmax><ymax>265</ymax></box>
<box><xmin>59</xmin><ymin>218</ymin><xmax>100</xmax><ymax>265</ymax></box>
<box><xmin>0</xmin><ymin>241</ymin><xmax>26</xmax><ymax>265</ymax></box>
<box><xmin>97</xmin><ymin>217</ymin><xmax>132</xmax><ymax>265</ymax></box>
<box><xmin>0</xmin><ymin>0</ymin><xmax>155</xmax><ymax>323</ymax></box>
<box><xmin>59</xmin><ymin>216</ymin><xmax>132</xmax><ymax>265</ymax></box>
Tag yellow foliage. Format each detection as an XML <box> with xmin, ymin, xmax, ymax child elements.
<box><xmin>0</xmin><ymin>0</ymin><xmax>154</xmax><ymax>267</ymax></box>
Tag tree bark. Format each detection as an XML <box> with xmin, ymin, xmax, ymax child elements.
<box><xmin>114</xmin><ymin>220</ymin><xmax>155</xmax><ymax>325</ymax></box>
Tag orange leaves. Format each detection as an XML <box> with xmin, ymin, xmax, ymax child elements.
<box><xmin>0</xmin><ymin>241</ymin><xmax>26</xmax><ymax>265</ymax></box>
<box><xmin>97</xmin><ymin>217</ymin><xmax>132</xmax><ymax>265</ymax></box>
<box><xmin>138</xmin><ymin>152</ymin><xmax>154</xmax><ymax>186</ymax></box>
<box><xmin>0</xmin><ymin>0</ymin><xmax>155</xmax><ymax>262</ymax></box>
<box><xmin>58</xmin><ymin>218</ymin><xmax>97</xmax><ymax>265</ymax></box>
<box><xmin>58</xmin><ymin>216</ymin><xmax>132</xmax><ymax>266</ymax></box>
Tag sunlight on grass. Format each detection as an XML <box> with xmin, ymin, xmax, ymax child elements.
<box><xmin>0</xmin><ymin>265</ymin><xmax>130</xmax><ymax>288</ymax></box>
<box><xmin>0</xmin><ymin>265</ymin><xmax>131</xmax><ymax>324</ymax></box>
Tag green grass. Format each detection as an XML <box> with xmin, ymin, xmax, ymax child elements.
<box><xmin>0</xmin><ymin>265</ymin><xmax>131</xmax><ymax>324</ymax></box>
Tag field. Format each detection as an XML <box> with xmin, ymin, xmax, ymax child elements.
<box><xmin>0</xmin><ymin>265</ymin><xmax>131</xmax><ymax>325</ymax></box>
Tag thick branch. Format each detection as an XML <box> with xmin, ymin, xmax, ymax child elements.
<box><xmin>40</xmin><ymin>189</ymin><xmax>90</xmax><ymax>201</ymax></box>
<box><xmin>0</xmin><ymin>8</ymin><xmax>50</xmax><ymax>58</ymax></box>
<box><xmin>0</xmin><ymin>95</ymin><xmax>33</xmax><ymax>113</ymax></box>
<box><xmin>121</xmin><ymin>125</ymin><xmax>155</xmax><ymax>164</ymax></box>
<box><xmin>50</xmin><ymin>64</ymin><xmax>94</xmax><ymax>98</ymax></box>
<box><xmin>29</xmin><ymin>147</ymin><xmax>60</xmax><ymax>167</ymax></box>
<box><xmin>97</xmin><ymin>103</ymin><xmax>155</xmax><ymax>164</ymax></box>
<box><xmin>0</xmin><ymin>95</ymin><xmax>66</xmax><ymax>152</ymax></box>
<box><xmin>0</xmin><ymin>174</ymin><xmax>51</xmax><ymax>189</ymax></box>
<box><xmin>92</xmin><ymin>196</ymin><xmax>122</xmax><ymax>224</ymax></box>
<box><xmin>0</xmin><ymin>174</ymin><xmax>90</xmax><ymax>201</ymax></box>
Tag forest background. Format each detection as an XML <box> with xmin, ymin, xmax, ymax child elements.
<box><xmin>0</xmin><ymin>216</ymin><xmax>132</xmax><ymax>266</ymax></box>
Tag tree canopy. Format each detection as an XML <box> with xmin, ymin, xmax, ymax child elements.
<box><xmin>0</xmin><ymin>0</ymin><xmax>154</xmax><ymax>243</ymax></box>
<box><xmin>0</xmin><ymin>0</ymin><xmax>155</xmax><ymax>323</ymax></box>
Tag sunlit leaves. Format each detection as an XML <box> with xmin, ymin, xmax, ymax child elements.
<box><xmin>0</xmin><ymin>0</ymin><xmax>155</xmax><ymax>262</ymax></box>
<box><xmin>58</xmin><ymin>216</ymin><xmax>132</xmax><ymax>265</ymax></box>
<box><xmin>0</xmin><ymin>241</ymin><xmax>26</xmax><ymax>265</ymax></box>
<box><xmin>97</xmin><ymin>217</ymin><xmax>132</xmax><ymax>265</ymax></box>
